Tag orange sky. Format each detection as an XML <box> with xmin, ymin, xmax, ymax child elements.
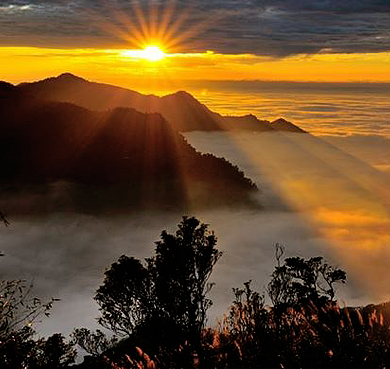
<box><xmin>2</xmin><ymin>46</ymin><xmax>390</xmax><ymax>91</ymax></box>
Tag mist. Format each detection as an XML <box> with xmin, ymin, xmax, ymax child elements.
<box><xmin>186</xmin><ymin>131</ymin><xmax>390</xmax><ymax>304</ymax></box>
<box><xmin>2</xmin><ymin>131</ymin><xmax>390</xmax><ymax>340</ymax></box>
<box><xmin>0</xmin><ymin>209</ymin><xmax>331</xmax><ymax>337</ymax></box>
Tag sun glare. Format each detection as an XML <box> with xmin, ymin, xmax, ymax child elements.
<box><xmin>121</xmin><ymin>45</ymin><xmax>166</xmax><ymax>61</ymax></box>
<box><xmin>142</xmin><ymin>45</ymin><xmax>165</xmax><ymax>61</ymax></box>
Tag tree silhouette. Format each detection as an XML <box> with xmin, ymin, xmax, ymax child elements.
<box><xmin>94</xmin><ymin>216</ymin><xmax>222</xmax><ymax>359</ymax></box>
<box><xmin>71</xmin><ymin>328</ymin><xmax>118</xmax><ymax>357</ymax></box>
<box><xmin>0</xmin><ymin>235</ymin><xmax>75</xmax><ymax>368</ymax></box>
<box><xmin>267</xmin><ymin>244</ymin><xmax>346</xmax><ymax>309</ymax></box>
<box><xmin>0</xmin><ymin>280</ymin><xmax>75</xmax><ymax>368</ymax></box>
<box><xmin>213</xmin><ymin>248</ymin><xmax>349</xmax><ymax>368</ymax></box>
<box><xmin>153</xmin><ymin>217</ymin><xmax>222</xmax><ymax>343</ymax></box>
<box><xmin>95</xmin><ymin>256</ymin><xmax>154</xmax><ymax>337</ymax></box>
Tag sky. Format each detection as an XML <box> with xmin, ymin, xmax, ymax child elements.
<box><xmin>3</xmin><ymin>0</ymin><xmax>390</xmax><ymax>338</ymax></box>
<box><xmin>1</xmin><ymin>0</ymin><xmax>390</xmax><ymax>85</ymax></box>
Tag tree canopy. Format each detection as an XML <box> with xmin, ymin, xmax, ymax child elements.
<box><xmin>267</xmin><ymin>244</ymin><xmax>346</xmax><ymax>309</ymax></box>
<box><xmin>94</xmin><ymin>216</ymin><xmax>222</xmax><ymax>356</ymax></box>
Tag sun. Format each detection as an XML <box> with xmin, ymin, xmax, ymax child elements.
<box><xmin>142</xmin><ymin>45</ymin><xmax>166</xmax><ymax>61</ymax></box>
<box><xmin>121</xmin><ymin>45</ymin><xmax>166</xmax><ymax>62</ymax></box>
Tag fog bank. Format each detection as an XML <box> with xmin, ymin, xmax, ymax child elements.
<box><xmin>2</xmin><ymin>131</ymin><xmax>390</xmax><ymax>338</ymax></box>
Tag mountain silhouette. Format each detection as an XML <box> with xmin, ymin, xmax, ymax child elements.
<box><xmin>0</xmin><ymin>81</ymin><xmax>14</xmax><ymax>93</ymax></box>
<box><xmin>270</xmin><ymin>118</ymin><xmax>305</xmax><ymax>132</ymax></box>
<box><xmin>14</xmin><ymin>73</ymin><xmax>305</xmax><ymax>133</ymax></box>
<box><xmin>0</xmin><ymin>89</ymin><xmax>258</xmax><ymax>213</ymax></box>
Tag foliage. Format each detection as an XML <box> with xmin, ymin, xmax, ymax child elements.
<box><xmin>0</xmin><ymin>328</ymin><xmax>75</xmax><ymax>369</ymax></box>
<box><xmin>5</xmin><ymin>216</ymin><xmax>390</xmax><ymax>368</ymax></box>
<box><xmin>152</xmin><ymin>216</ymin><xmax>222</xmax><ymax>341</ymax></box>
<box><xmin>215</xmin><ymin>292</ymin><xmax>390</xmax><ymax>368</ymax></box>
<box><xmin>94</xmin><ymin>216</ymin><xmax>222</xmax><ymax>362</ymax></box>
<box><xmin>82</xmin><ymin>231</ymin><xmax>358</xmax><ymax>368</ymax></box>
<box><xmin>267</xmin><ymin>244</ymin><xmax>346</xmax><ymax>309</ymax></box>
<box><xmin>208</xmin><ymin>248</ymin><xmax>390</xmax><ymax>368</ymax></box>
<box><xmin>32</xmin><ymin>333</ymin><xmax>76</xmax><ymax>368</ymax></box>
<box><xmin>95</xmin><ymin>256</ymin><xmax>154</xmax><ymax>337</ymax></box>
<box><xmin>72</xmin><ymin>328</ymin><xmax>118</xmax><ymax>357</ymax></box>
<box><xmin>0</xmin><ymin>280</ymin><xmax>75</xmax><ymax>368</ymax></box>
<box><xmin>215</xmin><ymin>281</ymin><xmax>271</xmax><ymax>368</ymax></box>
<box><xmin>0</xmin><ymin>280</ymin><xmax>57</xmax><ymax>339</ymax></box>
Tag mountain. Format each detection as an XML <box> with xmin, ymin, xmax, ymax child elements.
<box><xmin>0</xmin><ymin>81</ymin><xmax>14</xmax><ymax>93</ymax></box>
<box><xmin>271</xmin><ymin>118</ymin><xmax>306</xmax><ymax>133</ymax></box>
<box><xmin>14</xmin><ymin>73</ymin><xmax>305</xmax><ymax>133</ymax></box>
<box><xmin>0</xmin><ymin>90</ymin><xmax>258</xmax><ymax>213</ymax></box>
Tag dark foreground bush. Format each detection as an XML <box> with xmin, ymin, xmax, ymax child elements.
<box><xmin>72</xmin><ymin>223</ymin><xmax>390</xmax><ymax>368</ymax></box>
<box><xmin>0</xmin><ymin>280</ymin><xmax>75</xmax><ymax>368</ymax></box>
<box><xmin>3</xmin><ymin>217</ymin><xmax>390</xmax><ymax>368</ymax></box>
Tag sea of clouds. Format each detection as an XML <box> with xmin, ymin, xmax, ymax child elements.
<box><xmin>2</xmin><ymin>85</ymin><xmax>390</xmax><ymax>341</ymax></box>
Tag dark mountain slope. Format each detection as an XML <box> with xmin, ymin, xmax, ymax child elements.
<box><xmin>0</xmin><ymin>91</ymin><xmax>257</xmax><ymax>213</ymax></box>
<box><xmin>15</xmin><ymin>73</ymin><xmax>305</xmax><ymax>133</ymax></box>
<box><xmin>0</xmin><ymin>81</ymin><xmax>15</xmax><ymax>93</ymax></box>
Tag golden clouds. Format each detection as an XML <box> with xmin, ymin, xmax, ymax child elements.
<box><xmin>3</xmin><ymin>47</ymin><xmax>390</xmax><ymax>87</ymax></box>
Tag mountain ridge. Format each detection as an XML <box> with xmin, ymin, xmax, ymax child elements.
<box><xmin>0</xmin><ymin>89</ymin><xmax>259</xmax><ymax>213</ymax></box>
<box><xmin>10</xmin><ymin>73</ymin><xmax>306</xmax><ymax>133</ymax></box>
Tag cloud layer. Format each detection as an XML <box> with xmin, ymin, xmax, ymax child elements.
<box><xmin>4</xmin><ymin>130</ymin><xmax>390</xmax><ymax>338</ymax></box>
<box><xmin>1</xmin><ymin>0</ymin><xmax>390</xmax><ymax>56</ymax></box>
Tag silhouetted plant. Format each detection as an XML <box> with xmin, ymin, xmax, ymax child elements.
<box><xmin>0</xmin><ymin>280</ymin><xmax>57</xmax><ymax>340</ymax></box>
<box><xmin>267</xmin><ymin>244</ymin><xmax>346</xmax><ymax>309</ymax></box>
<box><xmin>27</xmin><ymin>228</ymin><xmax>390</xmax><ymax>369</ymax></box>
<box><xmin>94</xmin><ymin>216</ymin><xmax>222</xmax><ymax>365</ymax></box>
<box><xmin>72</xmin><ymin>328</ymin><xmax>118</xmax><ymax>357</ymax></box>
<box><xmin>216</xmin><ymin>281</ymin><xmax>272</xmax><ymax>368</ymax></box>
<box><xmin>95</xmin><ymin>256</ymin><xmax>155</xmax><ymax>337</ymax></box>
<box><xmin>206</xmin><ymin>246</ymin><xmax>350</xmax><ymax>368</ymax></box>
<box><xmin>0</xmin><ymin>211</ymin><xmax>9</xmax><ymax>227</ymax></box>
<box><xmin>31</xmin><ymin>333</ymin><xmax>76</xmax><ymax>368</ymax></box>
<box><xmin>153</xmin><ymin>216</ymin><xmax>222</xmax><ymax>344</ymax></box>
<box><xmin>0</xmin><ymin>279</ymin><xmax>75</xmax><ymax>368</ymax></box>
<box><xmin>0</xmin><ymin>328</ymin><xmax>75</xmax><ymax>368</ymax></box>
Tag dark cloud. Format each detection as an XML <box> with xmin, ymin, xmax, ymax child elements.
<box><xmin>264</xmin><ymin>0</ymin><xmax>390</xmax><ymax>14</ymax></box>
<box><xmin>0</xmin><ymin>1</ymin><xmax>389</xmax><ymax>57</ymax></box>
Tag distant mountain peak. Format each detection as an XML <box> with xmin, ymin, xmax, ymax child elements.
<box><xmin>271</xmin><ymin>117</ymin><xmax>306</xmax><ymax>133</ymax></box>
<box><xmin>56</xmin><ymin>73</ymin><xmax>86</xmax><ymax>82</ymax></box>
<box><xmin>272</xmin><ymin>118</ymin><xmax>289</xmax><ymax>124</ymax></box>
<box><xmin>14</xmin><ymin>74</ymin><xmax>307</xmax><ymax>133</ymax></box>
<box><xmin>243</xmin><ymin>114</ymin><xmax>260</xmax><ymax>121</ymax></box>
<box><xmin>175</xmin><ymin>90</ymin><xmax>192</xmax><ymax>97</ymax></box>
<box><xmin>17</xmin><ymin>73</ymin><xmax>87</xmax><ymax>88</ymax></box>
<box><xmin>164</xmin><ymin>90</ymin><xmax>197</xmax><ymax>101</ymax></box>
